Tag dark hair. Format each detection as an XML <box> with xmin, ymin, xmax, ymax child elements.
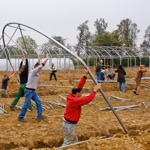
<box><xmin>4</xmin><ymin>74</ymin><xmax>8</xmax><ymax>78</ymax></box>
<box><xmin>118</xmin><ymin>65</ymin><xmax>124</xmax><ymax>72</ymax></box>
<box><xmin>34</xmin><ymin>62</ymin><xmax>40</xmax><ymax>67</ymax></box>
<box><xmin>72</xmin><ymin>87</ymin><xmax>82</xmax><ymax>94</ymax></box>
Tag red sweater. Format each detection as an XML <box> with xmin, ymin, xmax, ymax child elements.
<box><xmin>64</xmin><ymin>76</ymin><xmax>96</xmax><ymax>122</ymax></box>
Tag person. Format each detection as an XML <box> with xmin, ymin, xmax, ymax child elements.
<box><xmin>61</xmin><ymin>69</ymin><xmax>101</xmax><ymax>146</ymax></box>
<box><xmin>105</xmin><ymin>66</ymin><xmax>109</xmax><ymax>79</ymax></box>
<box><xmin>18</xmin><ymin>55</ymin><xmax>49</xmax><ymax>122</ymax></box>
<box><xmin>10</xmin><ymin>55</ymin><xmax>32</xmax><ymax>111</ymax></box>
<box><xmin>115</xmin><ymin>65</ymin><xmax>126</xmax><ymax>91</ymax></box>
<box><xmin>107</xmin><ymin>72</ymin><xmax>115</xmax><ymax>80</ymax></box>
<box><xmin>133</xmin><ymin>65</ymin><xmax>149</xmax><ymax>95</ymax></box>
<box><xmin>95</xmin><ymin>59</ymin><xmax>104</xmax><ymax>83</ymax></box>
<box><xmin>106</xmin><ymin>66</ymin><xmax>115</xmax><ymax>80</ymax></box>
<box><xmin>0</xmin><ymin>72</ymin><xmax>14</xmax><ymax>98</ymax></box>
<box><xmin>100</xmin><ymin>68</ymin><xmax>106</xmax><ymax>81</ymax></box>
<box><xmin>49</xmin><ymin>63</ymin><xmax>57</xmax><ymax>81</ymax></box>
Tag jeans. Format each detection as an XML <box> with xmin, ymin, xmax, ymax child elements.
<box><xmin>50</xmin><ymin>73</ymin><xmax>57</xmax><ymax>81</ymax></box>
<box><xmin>119</xmin><ymin>82</ymin><xmax>126</xmax><ymax>91</ymax></box>
<box><xmin>18</xmin><ymin>89</ymin><xmax>42</xmax><ymax>119</ymax></box>
<box><xmin>62</xmin><ymin>121</ymin><xmax>78</xmax><ymax>146</ymax></box>
<box><xmin>11</xmin><ymin>84</ymin><xmax>32</xmax><ymax>109</ymax></box>
<box><xmin>96</xmin><ymin>71</ymin><xmax>101</xmax><ymax>83</ymax></box>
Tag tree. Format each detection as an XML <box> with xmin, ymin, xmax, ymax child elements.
<box><xmin>49</xmin><ymin>35</ymin><xmax>67</xmax><ymax>46</ymax></box>
<box><xmin>141</xmin><ymin>25</ymin><xmax>150</xmax><ymax>47</ymax></box>
<box><xmin>117</xmin><ymin>18</ymin><xmax>140</xmax><ymax>47</ymax></box>
<box><xmin>91</xmin><ymin>31</ymin><xmax>122</xmax><ymax>46</ymax></box>
<box><xmin>77</xmin><ymin>20</ymin><xmax>91</xmax><ymax>47</ymax></box>
<box><xmin>16</xmin><ymin>36</ymin><xmax>37</xmax><ymax>54</ymax></box>
<box><xmin>94</xmin><ymin>18</ymin><xmax>108</xmax><ymax>35</ymax></box>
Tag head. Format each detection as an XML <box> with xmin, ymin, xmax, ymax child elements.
<box><xmin>107</xmin><ymin>74</ymin><xmax>111</xmax><ymax>80</ymax></box>
<box><xmin>34</xmin><ymin>62</ymin><xmax>40</xmax><ymax>68</ymax></box>
<box><xmin>4</xmin><ymin>74</ymin><xmax>8</xmax><ymax>78</ymax></box>
<box><xmin>118</xmin><ymin>65</ymin><xmax>123</xmax><ymax>69</ymax></box>
<box><xmin>99</xmin><ymin>59</ymin><xmax>103</xmax><ymax>64</ymax></box>
<box><xmin>139</xmin><ymin>65</ymin><xmax>145</xmax><ymax>70</ymax></box>
<box><xmin>72</xmin><ymin>87</ymin><xmax>83</xmax><ymax>97</ymax></box>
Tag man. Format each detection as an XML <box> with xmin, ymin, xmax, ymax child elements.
<box><xmin>0</xmin><ymin>72</ymin><xmax>14</xmax><ymax>98</ymax></box>
<box><xmin>10</xmin><ymin>55</ymin><xmax>32</xmax><ymax>111</ymax></box>
<box><xmin>95</xmin><ymin>59</ymin><xmax>104</xmax><ymax>83</ymax></box>
<box><xmin>62</xmin><ymin>70</ymin><xmax>101</xmax><ymax>146</ymax></box>
<box><xmin>18</xmin><ymin>55</ymin><xmax>49</xmax><ymax>122</ymax></box>
<box><xmin>49</xmin><ymin>63</ymin><xmax>57</xmax><ymax>81</ymax></box>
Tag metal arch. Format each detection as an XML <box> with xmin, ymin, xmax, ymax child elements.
<box><xmin>87</xmin><ymin>46</ymin><xmax>102</xmax><ymax>65</ymax></box>
<box><xmin>97</xmin><ymin>46</ymin><xmax>110</xmax><ymax>59</ymax></box>
<box><xmin>105</xmin><ymin>46</ymin><xmax>121</xmax><ymax>58</ymax></box>
<box><xmin>114</xmin><ymin>46</ymin><xmax>132</xmax><ymax>68</ymax></box>
<box><xmin>97</xmin><ymin>46</ymin><xmax>113</xmax><ymax>67</ymax></box>
<box><xmin>83</xmin><ymin>46</ymin><xmax>99</xmax><ymax>66</ymax></box>
<box><xmin>128</xmin><ymin>47</ymin><xmax>150</xmax><ymax>67</ymax></box>
<box><xmin>111</xmin><ymin>46</ymin><xmax>130</xmax><ymax>67</ymax></box>
<box><xmin>136</xmin><ymin>47</ymin><xmax>150</xmax><ymax>57</ymax></box>
<box><xmin>4</xmin><ymin>33</ymin><xmax>27</xmax><ymax>55</ymax></box>
<box><xmin>92</xmin><ymin>46</ymin><xmax>106</xmax><ymax>61</ymax></box>
<box><xmin>2</xmin><ymin>22</ymin><xmax>128</xmax><ymax>134</ymax></box>
<box><xmin>112</xmin><ymin>46</ymin><xmax>131</xmax><ymax>58</ymax></box>
<box><xmin>105</xmin><ymin>46</ymin><xmax>122</xmax><ymax>65</ymax></box>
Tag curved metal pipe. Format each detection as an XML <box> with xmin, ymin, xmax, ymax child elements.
<box><xmin>2</xmin><ymin>22</ymin><xmax>128</xmax><ymax>134</ymax></box>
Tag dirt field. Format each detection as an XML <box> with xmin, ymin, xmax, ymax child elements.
<box><xmin>0</xmin><ymin>67</ymin><xmax>150</xmax><ymax>150</ymax></box>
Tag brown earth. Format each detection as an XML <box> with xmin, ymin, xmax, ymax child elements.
<box><xmin>0</xmin><ymin>67</ymin><xmax>150</xmax><ymax>150</ymax></box>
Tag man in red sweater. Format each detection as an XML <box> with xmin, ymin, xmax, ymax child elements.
<box><xmin>62</xmin><ymin>70</ymin><xmax>101</xmax><ymax>146</ymax></box>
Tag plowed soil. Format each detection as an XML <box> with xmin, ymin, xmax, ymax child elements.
<box><xmin>0</xmin><ymin>67</ymin><xmax>150</xmax><ymax>150</ymax></box>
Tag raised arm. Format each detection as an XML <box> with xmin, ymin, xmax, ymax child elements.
<box><xmin>19</xmin><ymin>56</ymin><xmax>24</xmax><ymax>70</ymax></box>
<box><xmin>9</xmin><ymin>72</ymin><xmax>15</xmax><ymax>79</ymax></box>
<box><xmin>78</xmin><ymin>69</ymin><xmax>88</xmax><ymax>88</ymax></box>
<box><xmin>41</xmin><ymin>54</ymin><xmax>49</xmax><ymax>66</ymax></box>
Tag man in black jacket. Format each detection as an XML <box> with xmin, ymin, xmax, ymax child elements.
<box><xmin>10</xmin><ymin>55</ymin><xmax>32</xmax><ymax>111</ymax></box>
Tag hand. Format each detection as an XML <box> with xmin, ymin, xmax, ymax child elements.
<box><xmin>21</xmin><ymin>56</ymin><xmax>25</xmax><ymax>62</ymax></box>
<box><xmin>46</xmin><ymin>53</ymin><xmax>49</xmax><ymax>59</ymax></box>
<box><xmin>25</xmin><ymin>54</ymin><xmax>28</xmax><ymax>59</ymax></box>
<box><xmin>84</xmin><ymin>69</ymin><xmax>89</xmax><ymax>77</ymax></box>
<box><xmin>93</xmin><ymin>84</ymin><xmax>101</xmax><ymax>92</ymax></box>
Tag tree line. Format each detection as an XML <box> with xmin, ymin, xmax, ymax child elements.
<box><xmin>5</xmin><ymin>17</ymin><xmax>150</xmax><ymax>56</ymax></box>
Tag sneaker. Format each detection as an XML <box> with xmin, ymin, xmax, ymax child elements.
<box><xmin>123</xmin><ymin>89</ymin><xmax>126</xmax><ymax>92</ymax></box>
<box><xmin>27</xmin><ymin>108</ymin><xmax>33</xmax><ymax>111</ymax></box>
<box><xmin>37</xmin><ymin>115</ymin><xmax>47</xmax><ymax>120</ymax></box>
<box><xmin>18</xmin><ymin>118</ymin><xmax>27</xmax><ymax>123</ymax></box>
<box><xmin>10</xmin><ymin>105</ymin><xmax>15</xmax><ymax>111</ymax></box>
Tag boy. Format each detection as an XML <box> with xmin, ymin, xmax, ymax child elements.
<box><xmin>133</xmin><ymin>65</ymin><xmax>148</xmax><ymax>95</ymax></box>
<box><xmin>0</xmin><ymin>72</ymin><xmax>14</xmax><ymax>98</ymax></box>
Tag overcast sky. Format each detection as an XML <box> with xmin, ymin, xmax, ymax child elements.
<box><xmin>1</xmin><ymin>0</ymin><xmax>150</xmax><ymax>47</ymax></box>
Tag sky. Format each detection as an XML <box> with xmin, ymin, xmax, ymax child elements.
<box><xmin>0</xmin><ymin>0</ymin><xmax>150</xmax><ymax>47</ymax></box>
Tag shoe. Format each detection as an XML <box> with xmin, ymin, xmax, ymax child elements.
<box><xmin>10</xmin><ymin>105</ymin><xmax>15</xmax><ymax>111</ymax></box>
<box><xmin>18</xmin><ymin>118</ymin><xmax>27</xmax><ymax>123</ymax></box>
<box><xmin>133</xmin><ymin>91</ymin><xmax>139</xmax><ymax>95</ymax></box>
<box><xmin>27</xmin><ymin>108</ymin><xmax>33</xmax><ymax>111</ymax></box>
<box><xmin>37</xmin><ymin>115</ymin><xmax>47</xmax><ymax>120</ymax></box>
<box><xmin>122</xmin><ymin>89</ymin><xmax>126</xmax><ymax>92</ymax></box>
